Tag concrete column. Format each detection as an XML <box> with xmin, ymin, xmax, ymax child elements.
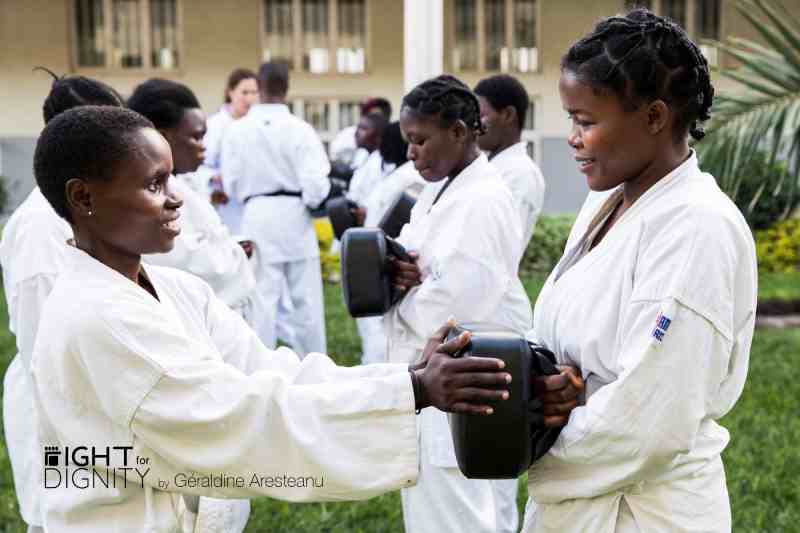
<box><xmin>403</xmin><ymin>0</ymin><xmax>444</xmax><ymax>94</ymax></box>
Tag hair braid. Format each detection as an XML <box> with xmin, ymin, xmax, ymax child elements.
<box><xmin>562</xmin><ymin>8</ymin><xmax>714</xmax><ymax>142</ymax></box>
<box><xmin>402</xmin><ymin>75</ymin><xmax>485</xmax><ymax>135</ymax></box>
<box><xmin>34</xmin><ymin>66</ymin><xmax>124</xmax><ymax>124</ymax></box>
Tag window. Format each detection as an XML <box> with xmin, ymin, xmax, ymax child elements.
<box><xmin>452</xmin><ymin>0</ymin><xmax>538</xmax><ymax>73</ymax></box>
<box><xmin>291</xmin><ymin>98</ymin><xmax>365</xmax><ymax>145</ymax></box>
<box><xmin>521</xmin><ymin>97</ymin><xmax>537</xmax><ymax>160</ymax></box>
<box><xmin>625</xmin><ymin>0</ymin><xmax>721</xmax><ymax>66</ymax></box>
<box><xmin>72</xmin><ymin>0</ymin><xmax>180</xmax><ymax>70</ymax></box>
<box><xmin>262</xmin><ymin>0</ymin><xmax>368</xmax><ymax>74</ymax></box>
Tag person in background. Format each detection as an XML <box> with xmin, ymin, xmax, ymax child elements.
<box><xmin>473</xmin><ymin>73</ymin><xmax>547</xmax><ymax>533</ymax></box>
<box><xmin>329</xmin><ymin>97</ymin><xmax>393</xmax><ymax>168</ymax></box>
<box><xmin>389</xmin><ymin>75</ymin><xmax>582</xmax><ymax>533</ymax></box>
<box><xmin>0</xmin><ymin>69</ymin><xmax>124</xmax><ymax>533</ymax></box>
<box><xmin>352</xmin><ymin>121</ymin><xmax>426</xmax><ymax>366</ymax></box>
<box><xmin>347</xmin><ymin>113</ymin><xmax>389</xmax><ymax>207</ymax></box>
<box><xmin>221</xmin><ymin>61</ymin><xmax>329</xmax><ymax>356</ymax></box>
<box><xmin>475</xmin><ymin>74</ymin><xmax>546</xmax><ymax>253</ymax></box>
<box><xmin>202</xmin><ymin>68</ymin><xmax>259</xmax><ymax>234</ymax></box>
<box><xmin>128</xmin><ymin>79</ymin><xmax>258</xmax><ymax>328</ymax></box>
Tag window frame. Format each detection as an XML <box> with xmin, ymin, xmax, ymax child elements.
<box><xmin>69</xmin><ymin>0</ymin><xmax>184</xmax><ymax>73</ymax></box>
<box><xmin>625</xmin><ymin>0</ymin><xmax>723</xmax><ymax>67</ymax></box>
<box><xmin>290</xmin><ymin>97</ymin><xmax>368</xmax><ymax>143</ymax></box>
<box><xmin>449</xmin><ymin>0</ymin><xmax>542</xmax><ymax>74</ymax></box>
<box><xmin>520</xmin><ymin>95</ymin><xmax>540</xmax><ymax>163</ymax></box>
<box><xmin>260</xmin><ymin>0</ymin><xmax>371</xmax><ymax>75</ymax></box>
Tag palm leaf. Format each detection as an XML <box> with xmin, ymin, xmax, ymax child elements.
<box><xmin>697</xmin><ymin>0</ymin><xmax>800</xmax><ymax>222</ymax></box>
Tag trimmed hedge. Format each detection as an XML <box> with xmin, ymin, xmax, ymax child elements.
<box><xmin>520</xmin><ymin>214</ymin><xmax>576</xmax><ymax>276</ymax></box>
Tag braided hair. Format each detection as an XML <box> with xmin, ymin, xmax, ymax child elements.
<box><xmin>401</xmin><ymin>75</ymin><xmax>485</xmax><ymax>136</ymax></box>
<box><xmin>562</xmin><ymin>8</ymin><xmax>714</xmax><ymax>142</ymax></box>
<box><xmin>35</xmin><ymin>67</ymin><xmax>124</xmax><ymax>124</ymax></box>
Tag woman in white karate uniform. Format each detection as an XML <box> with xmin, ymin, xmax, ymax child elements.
<box><xmin>28</xmin><ymin>105</ymin><xmax>518</xmax><ymax>533</ymax></box>
<box><xmin>521</xmin><ymin>10</ymin><xmax>757</xmax><ymax>532</ymax></box>
<box><xmin>0</xmin><ymin>71</ymin><xmax>123</xmax><ymax>533</ymax></box>
<box><xmin>202</xmin><ymin>68</ymin><xmax>258</xmax><ymax>234</ymax></box>
<box><xmin>128</xmin><ymin>79</ymin><xmax>258</xmax><ymax>325</ymax></box>
<box><xmin>388</xmin><ymin>76</ymin><xmax>582</xmax><ymax>533</ymax></box>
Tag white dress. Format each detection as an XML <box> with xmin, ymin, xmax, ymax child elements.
<box><xmin>522</xmin><ymin>153</ymin><xmax>757</xmax><ymax>532</ymax></box>
<box><xmin>31</xmin><ymin>246</ymin><xmax>419</xmax><ymax>533</ymax></box>
<box><xmin>385</xmin><ymin>153</ymin><xmax>533</xmax><ymax>533</ymax></box>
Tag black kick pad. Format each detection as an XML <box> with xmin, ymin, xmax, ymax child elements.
<box><xmin>446</xmin><ymin>327</ymin><xmax>562</xmax><ymax>479</ymax></box>
<box><xmin>327</xmin><ymin>196</ymin><xmax>358</xmax><ymax>240</ymax></box>
<box><xmin>341</xmin><ymin>228</ymin><xmax>411</xmax><ymax>317</ymax></box>
<box><xmin>379</xmin><ymin>191</ymin><xmax>416</xmax><ymax>239</ymax></box>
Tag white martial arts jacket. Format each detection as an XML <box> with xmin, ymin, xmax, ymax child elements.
<box><xmin>489</xmin><ymin>142</ymin><xmax>546</xmax><ymax>250</ymax></box>
<box><xmin>31</xmin><ymin>246</ymin><xmax>419</xmax><ymax>533</ymax></box>
<box><xmin>348</xmin><ymin>150</ymin><xmax>390</xmax><ymax>206</ymax></box>
<box><xmin>523</xmin><ymin>153</ymin><xmax>757</xmax><ymax>532</ymax></box>
<box><xmin>221</xmin><ymin>103</ymin><xmax>331</xmax><ymax>263</ymax></box>
<box><xmin>386</xmin><ymin>153</ymin><xmax>533</xmax><ymax>467</ymax></box>
<box><xmin>363</xmin><ymin>161</ymin><xmax>426</xmax><ymax>228</ymax></box>
<box><xmin>203</xmin><ymin>105</ymin><xmax>246</xmax><ymax>233</ymax></box>
<box><xmin>144</xmin><ymin>176</ymin><xmax>256</xmax><ymax>313</ymax></box>
<box><xmin>0</xmin><ymin>187</ymin><xmax>71</xmax><ymax>527</ymax></box>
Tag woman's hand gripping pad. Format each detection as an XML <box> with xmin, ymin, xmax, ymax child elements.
<box><xmin>340</xmin><ymin>228</ymin><xmax>410</xmax><ymax>318</ymax></box>
<box><xmin>445</xmin><ymin>327</ymin><xmax>562</xmax><ymax>478</ymax></box>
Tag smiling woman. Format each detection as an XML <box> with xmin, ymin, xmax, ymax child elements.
<box><xmin>520</xmin><ymin>8</ymin><xmax>757</xmax><ymax>533</ymax></box>
<box><xmin>26</xmin><ymin>104</ymin><xmax>517</xmax><ymax>533</ymax></box>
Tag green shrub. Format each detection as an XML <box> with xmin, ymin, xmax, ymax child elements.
<box><xmin>722</xmin><ymin>153</ymin><xmax>800</xmax><ymax>230</ymax></box>
<box><xmin>520</xmin><ymin>214</ymin><xmax>576</xmax><ymax>276</ymax></box>
<box><xmin>754</xmin><ymin>218</ymin><xmax>800</xmax><ymax>273</ymax></box>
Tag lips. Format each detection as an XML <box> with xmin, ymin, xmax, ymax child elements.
<box><xmin>160</xmin><ymin>213</ymin><xmax>181</xmax><ymax>236</ymax></box>
<box><xmin>575</xmin><ymin>156</ymin><xmax>596</xmax><ymax>171</ymax></box>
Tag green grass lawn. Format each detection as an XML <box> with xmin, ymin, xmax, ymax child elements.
<box><xmin>0</xmin><ymin>274</ymin><xmax>797</xmax><ymax>532</ymax></box>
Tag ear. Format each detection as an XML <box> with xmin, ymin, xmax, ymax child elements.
<box><xmin>501</xmin><ymin>106</ymin><xmax>517</xmax><ymax>127</ymax></box>
<box><xmin>646</xmin><ymin>100</ymin><xmax>670</xmax><ymax>135</ymax></box>
<box><xmin>451</xmin><ymin>119</ymin><xmax>469</xmax><ymax>144</ymax></box>
<box><xmin>65</xmin><ymin>178</ymin><xmax>93</xmax><ymax>218</ymax></box>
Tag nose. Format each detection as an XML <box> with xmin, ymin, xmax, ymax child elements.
<box><xmin>406</xmin><ymin>145</ymin><xmax>417</xmax><ymax>161</ymax></box>
<box><xmin>166</xmin><ymin>183</ymin><xmax>184</xmax><ymax>209</ymax></box>
<box><xmin>567</xmin><ymin>125</ymin><xmax>582</xmax><ymax>150</ymax></box>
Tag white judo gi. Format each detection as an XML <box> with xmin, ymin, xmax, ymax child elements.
<box><xmin>31</xmin><ymin>245</ymin><xmax>420</xmax><ymax>533</ymax></box>
<box><xmin>145</xmin><ymin>175</ymin><xmax>256</xmax><ymax>325</ymax></box>
<box><xmin>203</xmin><ymin>105</ymin><xmax>246</xmax><ymax>234</ymax></box>
<box><xmin>0</xmin><ymin>187</ymin><xmax>71</xmax><ymax>530</ymax></box>
<box><xmin>1</xmin><ymin>188</ymin><xmax>251</xmax><ymax>533</ymax></box>
<box><xmin>329</xmin><ymin>125</ymin><xmax>368</xmax><ymax>169</ymax></box>
<box><xmin>490</xmin><ymin>142</ymin><xmax>546</xmax><ymax>250</ymax></box>
<box><xmin>385</xmin><ymin>153</ymin><xmax>533</xmax><ymax>533</ymax></box>
<box><xmin>521</xmin><ymin>153</ymin><xmax>757</xmax><ymax>533</ymax></box>
<box><xmin>222</xmin><ymin>103</ymin><xmax>330</xmax><ymax>356</ymax></box>
<box><xmin>485</xmin><ymin>142</ymin><xmax>545</xmax><ymax>533</ymax></box>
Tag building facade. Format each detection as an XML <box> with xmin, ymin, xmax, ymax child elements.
<box><xmin>0</xmin><ymin>0</ymin><xmax>787</xmax><ymax>214</ymax></box>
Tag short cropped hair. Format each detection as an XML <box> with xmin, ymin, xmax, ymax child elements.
<box><xmin>474</xmin><ymin>74</ymin><xmax>530</xmax><ymax>131</ymax></box>
<box><xmin>258</xmin><ymin>61</ymin><xmax>290</xmax><ymax>96</ymax></box>
<box><xmin>127</xmin><ymin>78</ymin><xmax>200</xmax><ymax>130</ymax></box>
<box><xmin>34</xmin><ymin>106</ymin><xmax>154</xmax><ymax>223</ymax></box>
